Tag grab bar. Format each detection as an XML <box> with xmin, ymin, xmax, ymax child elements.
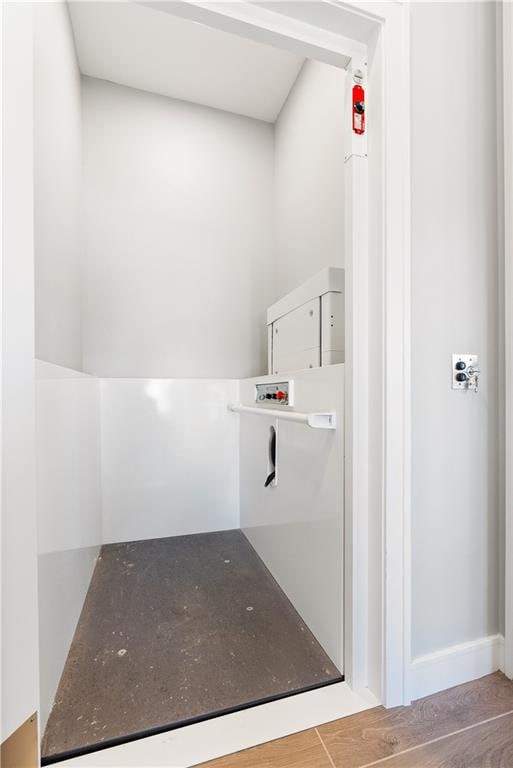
<box><xmin>228</xmin><ymin>404</ymin><xmax>336</xmax><ymax>430</ymax></box>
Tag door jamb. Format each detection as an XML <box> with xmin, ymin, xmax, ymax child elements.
<box><xmin>503</xmin><ymin>0</ymin><xmax>513</xmax><ymax>680</ymax></box>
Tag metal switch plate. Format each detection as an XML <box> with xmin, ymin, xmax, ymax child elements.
<box><xmin>452</xmin><ymin>354</ymin><xmax>478</xmax><ymax>390</ymax></box>
<box><xmin>255</xmin><ymin>380</ymin><xmax>293</xmax><ymax>406</ymax></box>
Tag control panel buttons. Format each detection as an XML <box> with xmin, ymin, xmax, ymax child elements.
<box><xmin>255</xmin><ymin>381</ymin><xmax>292</xmax><ymax>406</ymax></box>
<box><xmin>452</xmin><ymin>354</ymin><xmax>480</xmax><ymax>392</ymax></box>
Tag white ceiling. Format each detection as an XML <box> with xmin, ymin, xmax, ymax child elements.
<box><xmin>68</xmin><ymin>2</ymin><xmax>305</xmax><ymax>123</ymax></box>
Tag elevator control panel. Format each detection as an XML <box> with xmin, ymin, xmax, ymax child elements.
<box><xmin>255</xmin><ymin>380</ymin><xmax>293</xmax><ymax>406</ymax></box>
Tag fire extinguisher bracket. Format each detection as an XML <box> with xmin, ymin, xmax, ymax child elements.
<box><xmin>352</xmin><ymin>82</ymin><xmax>365</xmax><ymax>135</ymax></box>
<box><xmin>345</xmin><ymin>59</ymin><xmax>367</xmax><ymax>159</ymax></box>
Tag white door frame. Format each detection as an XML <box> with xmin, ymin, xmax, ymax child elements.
<box><xmin>0</xmin><ymin>0</ymin><xmax>412</xmax><ymax>759</ymax></box>
<box><xmin>142</xmin><ymin>0</ymin><xmax>412</xmax><ymax>708</ymax></box>
<box><xmin>503</xmin><ymin>0</ymin><xmax>513</xmax><ymax>680</ymax></box>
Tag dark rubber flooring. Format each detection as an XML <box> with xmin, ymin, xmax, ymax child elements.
<box><xmin>41</xmin><ymin>530</ymin><xmax>341</xmax><ymax>761</ymax></box>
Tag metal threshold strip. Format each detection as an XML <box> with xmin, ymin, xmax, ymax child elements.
<box><xmin>40</xmin><ymin>676</ymin><xmax>344</xmax><ymax>766</ymax></box>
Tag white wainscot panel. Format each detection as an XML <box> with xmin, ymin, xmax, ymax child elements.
<box><xmin>239</xmin><ymin>365</ymin><xmax>344</xmax><ymax>672</ymax></box>
<box><xmin>38</xmin><ymin>546</ymin><xmax>99</xmax><ymax>732</ymax></box>
<box><xmin>36</xmin><ymin>360</ymin><xmax>102</xmax><ymax>554</ymax></box>
<box><xmin>35</xmin><ymin>360</ymin><xmax>102</xmax><ymax>732</ymax></box>
<box><xmin>100</xmin><ymin>379</ymin><xmax>240</xmax><ymax>543</ymax></box>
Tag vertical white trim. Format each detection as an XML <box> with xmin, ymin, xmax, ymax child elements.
<box><xmin>381</xmin><ymin>2</ymin><xmax>412</xmax><ymax>706</ymax></box>
<box><xmin>336</xmin><ymin>0</ymin><xmax>412</xmax><ymax>707</ymax></box>
<box><xmin>1</xmin><ymin>0</ymin><xmax>40</xmax><ymax>743</ymax></box>
<box><xmin>496</xmin><ymin>0</ymin><xmax>506</xmax><ymax>690</ymax></box>
<box><xmin>343</xmin><ymin>53</ymin><xmax>369</xmax><ymax>693</ymax></box>
<box><xmin>503</xmin><ymin>0</ymin><xmax>513</xmax><ymax>681</ymax></box>
<box><xmin>344</xmin><ymin>154</ymin><xmax>369</xmax><ymax>691</ymax></box>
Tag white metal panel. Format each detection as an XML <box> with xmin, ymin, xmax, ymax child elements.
<box><xmin>99</xmin><ymin>378</ymin><xmax>240</xmax><ymax>543</ymax></box>
<box><xmin>239</xmin><ymin>365</ymin><xmax>344</xmax><ymax>671</ymax></box>
<box><xmin>35</xmin><ymin>361</ymin><xmax>102</xmax><ymax>732</ymax></box>
<box><xmin>35</xmin><ymin>362</ymin><xmax>101</xmax><ymax>555</ymax></box>
<box><xmin>38</xmin><ymin>547</ymin><xmax>99</xmax><ymax>734</ymax></box>
<box><xmin>321</xmin><ymin>291</ymin><xmax>344</xmax><ymax>363</ymax></box>
<box><xmin>267</xmin><ymin>323</ymin><xmax>273</xmax><ymax>375</ymax></box>
<box><xmin>267</xmin><ymin>266</ymin><xmax>344</xmax><ymax>325</ymax></box>
<box><xmin>271</xmin><ymin>297</ymin><xmax>320</xmax><ymax>374</ymax></box>
<box><xmin>271</xmin><ymin>347</ymin><xmax>321</xmax><ymax>376</ymax></box>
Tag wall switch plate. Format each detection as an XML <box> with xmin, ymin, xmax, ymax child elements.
<box><xmin>452</xmin><ymin>354</ymin><xmax>478</xmax><ymax>390</ymax></box>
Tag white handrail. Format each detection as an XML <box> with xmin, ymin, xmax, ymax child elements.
<box><xmin>228</xmin><ymin>404</ymin><xmax>336</xmax><ymax>430</ymax></box>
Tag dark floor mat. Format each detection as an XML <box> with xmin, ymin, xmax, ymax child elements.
<box><xmin>42</xmin><ymin>529</ymin><xmax>341</xmax><ymax>760</ymax></box>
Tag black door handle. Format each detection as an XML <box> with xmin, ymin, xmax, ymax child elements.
<box><xmin>265</xmin><ymin>427</ymin><xmax>276</xmax><ymax>488</ymax></box>
<box><xmin>264</xmin><ymin>470</ymin><xmax>275</xmax><ymax>488</ymax></box>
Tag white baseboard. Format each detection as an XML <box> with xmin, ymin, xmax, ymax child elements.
<box><xmin>409</xmin><ymin>634</ymin><xmax>505</xmax><ymax>701</ymax></box>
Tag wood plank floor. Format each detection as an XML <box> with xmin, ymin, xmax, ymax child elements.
<box><xmin>198</xmin><ymin>672</ymin><xmax>513</xmax><ymax>767</ymax></box>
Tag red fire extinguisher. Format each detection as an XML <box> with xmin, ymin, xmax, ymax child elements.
<box><xmin>352</xmin><ymin>83</ymin><xmax>365</xmax><ymax>135</ymax></box>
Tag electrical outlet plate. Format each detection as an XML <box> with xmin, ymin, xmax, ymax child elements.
<box><xmin>452</xmin><ymin>354</ymin><xmax>478</xmax><ymax>390</ymax></box>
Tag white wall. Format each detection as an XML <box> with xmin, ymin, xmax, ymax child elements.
<box><xmin>411</xmin><ymin>1</ymin><xmax>500</xmax><ymax>658</ymax></box>
<box><xmin>34</xmin><ymin>2</ymin><xmax>83</xmax><ymax>371</ymax></box>
<box><xmin>273</xmin><ymin>60</ymin><xmax>346</xmax><ymax>301</ymax></box>
<box><xmin>100</xmin><ymin>379</ymin><xmax>239</xmax><ymax>544</ymax></box>
<box><xmin>35</xmin><ymin>361</ymin><xmax>102</xmax><ymax>733</ymax></box>
<box><xmin>81</xmin><ymin>77</ymin><xmax>274</xmax><ymax>379</ymax></box>
<box><xmin>1</xmin><ymin>2</ymin><xmax>39</xmax><ymax>742</ymax></box>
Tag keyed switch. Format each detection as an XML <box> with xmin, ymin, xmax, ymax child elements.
<box><xmin>452</xmin><ymin>354</ymin><xmax>480</xmax><ymax>392</ymax></box>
